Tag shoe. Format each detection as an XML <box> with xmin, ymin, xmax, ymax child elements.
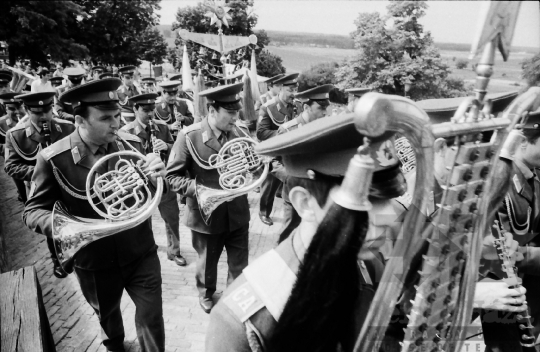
<box><xmin>199</xmin><ymin>296</ymin><xmax>214</xmax><ymax>314</ymax></box>
<box><xmin>168</xmin><ymin>254</ymin><xmax>187</xmax><ymax>266</ymax></box>
<box><xmin>259</xmin><ymin>213</ymin><xmax>273</xmax><ymax>226</ymax></box>
<box><xmin>52</xmin><ymin>258</ymin><xmax>68</xmax><ymax>279</ymax></box>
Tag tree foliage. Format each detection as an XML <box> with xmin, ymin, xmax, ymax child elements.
<box><xmin>0</xmin><ymin>0</ymin><xmax>165</xmax><ymax>67</ymax></box>
<box><xmin>0</xmin><ymin>0</ymin><xmax>88</xmax><ymax>66</ymax></box>
<box><xmin>137</xmin><ymin>27</ymin><xmax>168</xmax><ymax>65</ymax></box>
<box><xmin>298</xmin><ymin>62</ymin><xmax>347</xmax><ymax>103</ymax></box>
<box><xmin>521</xmin><ymin>52</ymin><xmax>540</xmax><ymax>87</ymax></box>
<box><xmin>335</xmin><ymin>1</ymin><xmax>471</xmax><ymax>100</ymax></box>
<box><xmin>172</xmin><ymin>1</ymin><xmax>285</xmax><ymax>79</ymax></box>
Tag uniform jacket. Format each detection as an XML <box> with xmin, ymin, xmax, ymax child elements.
<box><xmin>154</xmin><ymin>98</ymin><xmax>194</xmax><ymax>126</ymax></box>
<box><xmin>256</xmin><ymin>97</ymin><xmax>301</xmax><ymax>141</ymax></box>
<box><xmin>276</xmin><ymin>114</ymin><xmax>308</xmax><ymax>135</ymax></box>
<box><xmin>165</xmin><ymin>117</ymin><xmax>250</xmax><ymax>234</ymax></box>
<box><xmin>4</xmin><ymin>118</ymin><xmax>75</xmax><ymax>181</ymax></box>
<box><xmin>254</xmin><ymin>92</ymin><xmax>275</xmax><ymax>114</ymax></box>
<box><xmin>23</xmin><ymin>129</ymin><xmax>157</xmax><ymax>271</ymax></box>
<box><xmin>120</xmin><ymin>118</ymin><xmax>174</xmax><ymax>159</ymax></box>
<box><xmin>0</xmin><ymin>114</ymin><xmax>20</xmax><ymax>149</ymax></box>
<box><xmin>205</xmin><ymin>233</ymin><xmax>387</xmax><ymax>352</ymax></box>
<box><xmin>117</xmin><ymin>84</ymin><xmax>142</xmax><ymax>114</ymax></box>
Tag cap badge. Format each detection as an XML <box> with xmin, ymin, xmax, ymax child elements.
<box><xmin>307</xmin><ymin>169</ymin><xmax>316</xmax><ymax>180</ymax></box>
<box><xmin>148</xmin><ymin>99</ymin><xmax>152</xmax><ymax>103</ymax></box>
<box><xmin>10</xmin><ymin>99</ymin><xmax>14</xmax><ymax>102</ymax></box>
<box><xmin>109</xmin><ymin>91</ymin><xmax>115</xmax><ymax>99</ymax></box>
<box><xmin>38</xmin><ymin>101</ymin><xmax>43</xmax><ymax>105</ymax></box>
<box><xmin>535</xmin><ymin>124</ymin><xmax>539</xmax><ymax>129</ymax></box>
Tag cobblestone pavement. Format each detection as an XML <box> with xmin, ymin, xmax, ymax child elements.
<box><xmin>0</xmin><ymin>157</ymin><xmax>284</xmax><ymax>352</ymax></box>
<box><xmin>0</xmin><ymin>156</ymin><xmax>485</xmax><ymax>352</ymax></box>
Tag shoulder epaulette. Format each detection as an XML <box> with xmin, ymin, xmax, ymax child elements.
<box><xmin>117</xmin><ymin>130</ymin><xmax>141</xmax><ymax>143</ymax></box>
<box><xmin>155</xmin><ymin>96</ymin><xmax>164</xmax><ymax>104</ymax></box>
<box><xmin>8</xmin><ymin>123</ymin><xmax>26</xmax><ymax>133</ymax></box>
<box><xmin>41</xmin><ymin>136</ymin><xmax>71</xmax><ymax>161</ymax></box>
<box><xmin>181</xmin><ymin>122</ymin><xmax>202</xmax><ymax>135</ymax></box>
<box><xmin>262</xmin><ymin>97</ymin><xmax>276</xmax><ymax>108</ymax></box>
<box><xmin>53</xmin><ymin>117</ymin><xmax>74</xmax><ymax>125</ymax></box>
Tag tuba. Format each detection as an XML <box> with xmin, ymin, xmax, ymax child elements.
<box><xmin>187</xmin><ymin>135</ymin><xmax>269</xmax><ymax>224</ymax></box>
<box><xmin>52</xmin><ymin>133</ymin><xmax>163</xmax><ymax>273</ymax></box>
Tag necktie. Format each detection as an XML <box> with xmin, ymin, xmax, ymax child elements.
<box><xmin>218</xmin><ymin>132</ymin><xmax>228</xmax><ymax>147</ymax></box>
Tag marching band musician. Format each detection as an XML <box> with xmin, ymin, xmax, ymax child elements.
<box><xmin>274</xmin><ymin>84</ymin><xmax>334</xmax><ymax>244</ymax></box>
<box><xmin>121</xmin><ymin>92</ymin><xmax>187</xmax><ymax>267</ymax></box>
<box><xmin>0</xmin><ymin>92</ymin><xmax>27</xmax><ymax>202</ymax></box>
<box><xmin>55</xmin><ymin>67</ymin><xmax>86</xmax><ymax>122</ymax></box>
<box><xmin>23</xmin><ymin>79</ymin><xmax>167</xmax><ymax>352</ymax></box>
<box><xmin>141</xmin><ymin>77</ymin><xmax>158</xmax><ymax>94</ymax></box>
<box><xmin>89</xmin><ymin>65</ymin><xmax>105</xmax><ymax>82</ymax></box>
<box><xmin>0</xmin><ymin>69</ymin><xmax>14</xmax><ymax>117</ymax></box>
<box><xmin>254</xmin><ymin>73</ymin><xmax>283</xmax><ymax>114</ymax></box>
<box><xmin>342</xmin><ymin>87</ymin><xmax>372</xmax><ymax>114</ymax></box>
<box><xmin>206</xmin><ymin>111</ymin><xmax>407</xmax><ymax>352</ymax></box>
<box><xmin>117</xmin><ymin>65</ymin><xmax>142</xmax><ymax>124</ymax></box>
<box><xmin>256</xmin><ymin>73</ymin><xmax>300</xmax><ymax>226</ymax></box>
<box><xmin>166</xmin><ymin>82</ymin><xmax>251</xmax><ymax>314</ymax></box>
<box><xmin>99</xmin><ymin>71</ymin><xmax>114</xmax><ymax>80</ymax></box>
<box><xmin>4</xmin><ymin>91</ymin><xmax>75</xmax><ymax>278</ymax></box>
<box><xmin>155</xmin><ymin>80</ymin><xmax>194</xmax><ymax>138</ymax></box>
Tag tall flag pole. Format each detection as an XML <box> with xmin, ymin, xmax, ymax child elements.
<box><xmin>182</xmin><ymin>44</ymin><xmax>194</xmax><ymax>92</ymax></box>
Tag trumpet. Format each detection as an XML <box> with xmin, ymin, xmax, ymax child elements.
<box><xmin>52</xmin><ymin>132</ymin><xmax>163</xmax><ymax>273</ymax></box>
<box><xmin>187</xmin><ymin>135</ymin><xmax>269</xmax><ymax>224</ymax></box>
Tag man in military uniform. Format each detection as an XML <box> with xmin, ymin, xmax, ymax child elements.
<box><xmin>55</xmin><ymin>67</ymin><xmax>86</xmax><ymax>122</ymax></box>
<box><xmin>50</xmin><ymin>76</ymin><xmax>64</xmax><ymax>89</ymax></box>
<box><xmin>23</xmin><ymin>79</ymin><xmax>166</xmax><ymax>352</ymax></box>
<box><xmin>117</xmin><ymin>66</ymin><xmax>142</xmax><ymax>124</ymax></box>
<box><xmin>275</xmin><ymin>84</ymin><xmax>334</xmax><ymax>243</ymax></box>
<box><xmin>256</xmin><ymin>73</ymin><xmax>300</xmax><ymax>226</ymax></box>
<box><xmin>0</xmin><ymin>69</ymin><xmax>14</xmax><ymax>117</ymax></box>
<box><xmin>342</xmin><ymin>87</ymin><xmax>372</xmax><ymax>114</ymax></box>
<box><xmin>121</xmin><ymin>93</ymin><xmax>187</xmax><ymax>266</ymax></box>
<box><xmin>166</xmin><ymin>82</ymin><xmax>251</xmax><ymax>314</ymax></box>
<box><xmin>155</xmin><ymin>80</ymin><xmax>194</xmax><ymax>139</ymax></box>
<box><xmin>141</xmin><ymin>77</ymin><xmax>157</xmax><ymax>94</ymax></box>
<box><xmin>254</xmin><ymin>73</ymin><xmax>283</xmax><ymax>114</ymax></box>
<box><xmin>0</xmin><ymin>92</ymin><xmax>27</xmax><ymax>202</ymax></box>
<box><xmin>4</xmin><ymin>91</ymin><xmax>75</xmax><ymax>278</ymax></box>
<box><xmin>206</xmin><ymin>109</ymin><xmax>408</xmax><ymax>352</ymax></box>
<box><xmin>89</xmin><ymin>65</ymin><xmax>105</xmax><ymax>81</ymax></box>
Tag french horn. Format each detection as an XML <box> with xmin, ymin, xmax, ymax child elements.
<box><xmin>52</xmin><ymin>135</ymin><xmax>163</xmax><ymax>274</ymax></box>
<box><xmin>192</xmin><ymin>136</ymin><xmax>269</xmax><ymax>224</ymax></box>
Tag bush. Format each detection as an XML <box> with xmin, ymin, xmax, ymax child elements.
<box><xmin>455</xmin><ymin>59</ymin><xmax>468</xmax><ymax>69</ymax></box>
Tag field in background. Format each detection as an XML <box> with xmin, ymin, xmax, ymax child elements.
<box><xmin>264</xmin><ymin>45</ymin><xmax>536</xmax><ymax>94</ymax></box>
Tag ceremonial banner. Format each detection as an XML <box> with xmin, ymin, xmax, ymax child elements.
<box><xmin>469</xmin><ymin>1</ymin><xmax>521</xmax><ymax>61</ymax></box>
<box><xmin>178</xmin><ymin>29</ymin><xmax>222</xmax><ymax>52</ymax></box>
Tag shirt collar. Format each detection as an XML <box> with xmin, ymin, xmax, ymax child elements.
<box><xmin>30</xmin><ymin>120</ymin><xmax>42</xmax><ymax>133</ymax></box>
<box><xmin>78</xmin><ymin>129</ymin><xmax>105</xmax><ymax>155</ymax></box>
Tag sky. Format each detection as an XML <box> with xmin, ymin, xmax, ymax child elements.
<box><xmin>158</xmin><ymin>1</ymin><xmax>540</xmax><ymax>48</ymax></box>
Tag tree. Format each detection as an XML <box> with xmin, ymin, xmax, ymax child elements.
<box><xmin>172</xmin><ymin>1</ymin><xmax>285</xmax><ymax>78</ymax></box>
<box><xmin>0</xmin><ymin>0</ymin><xmax>88</xmax><ymax>66</ymax></box>
<box><xmin>521</xmin><ymin>52</ymin><xmax>540</xmax><ymax>87</ymax></box>
<box><xmin>256</xmin><ymin>49</ymin><xmax>286</xmax><ymax>78</ymax></box>
<box><xmin>167</xmin><ymin>47</ymin><xmax>180</xmax><ymax>70</ymax></box>
<box><xmin>335</xmin><ymin>1</ymin><xmax>471</xmax><ymax>100</ymax></box>
<box><xmin>73</xmin><ymin>0</ymin><xmax>162</xmax><ymax>66</ymax></box>
<box><xmin>298</xmin><ymin>62</ymin><xmax>347</xmax><ymax>103</ymax></box>
<box><xmin>136</xmin><ymin>27</ymin><xmax>168</xmax><ymax>65</ymax></box>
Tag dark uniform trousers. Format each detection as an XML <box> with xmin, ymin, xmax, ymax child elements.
<box><xmin>0</xmin><ymin>114</ymin><xmax>27</xmax><ymax>202</ymax></box>
<box><xmin>121</xmin><ymin>119</ymin><xmax>181</xmax><ymax>259</ymax></box>
<box><xmin>5</xmin><ymin>118</ymin><xmax>76</xmax><ymax>261</ymax></box>
<box><xmin>166</xmin><ymin>118</ymin><xmax>251</xmax><ymax>298</ymax></box>
<box><xmin>23</xmin><ymin>130</ymin><xmax>165</xmax><ymax>352</ymax></box>
<box><xmin>256</xmin><ymin>97</ymin><xmax>297</xmax><ymax>219</ymax></box>
<box><xmin>480</xmin><ymin>161</ymin><xmax>540</xmax><ymax>352</ymax></box>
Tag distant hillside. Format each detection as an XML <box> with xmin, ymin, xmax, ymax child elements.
<box><xmin>156</xmin><ymin>26</ymin><xmax>538</xmax><ymax>54</ymax></box>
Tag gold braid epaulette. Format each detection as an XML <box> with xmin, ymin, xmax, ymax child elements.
<box><xmin>8</xmin><ymin>132</ymin><xmax>41</xmax><ymax>161</ymax></box>
<box><xmin>50</xmin><ymin>160</ymin><xmax>97</xmax><ymax>200</ymax></box>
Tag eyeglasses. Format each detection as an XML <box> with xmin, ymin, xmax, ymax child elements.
<box><xmin>165</xmin><ymin>90</ymin><xmax>178</xmax><ymax>96</ymax></box>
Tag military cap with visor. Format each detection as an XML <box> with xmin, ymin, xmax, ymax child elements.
<box><xmin>64</xmin><ymin>67</ymin><xmax>86</xmax><ymax>83</ymax></box>
<box><xmin>273</xmin><ymin>73</ymin><xmax>299</xmax><ymax>87</ymax></box>
<box><xmin>295</xmin><ymin>84</ymin><xmax>334</xmax><ymax>108</ymax></box>
<box><xmin>199</xmin><ymin>82</ymin><xmax>243</xmax><ymax>111</ymax></box>
<box><xmin>0</xmin><ymin>92</ymin><xmax>23</xmax><ymax>106</ymax></box>
<box><xmin>255</xmin><ymin>108</ymin><xmax>406</xmax><ymax>199</ymax></box>
<box><xmin>168</xmin><ymin>73</ymin><xmax>182</xmax><ymax>81</ymax></box>
<box><xmin>159</xmin><ymin>80</ymin><xmax>181</xmax><ymax>93</ymax></box>
<box><xmin>49</xmin><ymin>76</ymin><xmax>64</xmax><ymax>86</ymax></box>
<box><xmin>59</xmin><ymin>78</ymin><xmax>122</xmax><ymax>111</ymax></box>
<box><xmin>15</xmin><ymin>91</ymin><xmax>56</xmax><ymax>113</ymax></box>
<box><xmin>118</xmin><ymin>65</ymin><xmax>136</xmax><ymax>76</ymax></box>
<box><xmin>99</xmin><ymin>72</ymin><xmax>114</xmax><ymax>80</ymax></box>
<box><xmin>0</xmin><ymin>69</ymin><xmax>13</xmax><ymax>84</ymax></box>
<box><xmin>141</xmin><ymin>77</ymin><xmax>156</xmax><ymax>84</ymax></box>
<box><xmin>129</xmin><ymin>93</ymin><xmax>158</xmax><ymax>108</ymax></box>
<box><xmin>92</xmin><ymin>65</ymin><xmax>105</xmax><ymax>73</ymax></box>
<box><xmin>264</xmin><ymin>73</ymin><xmax>284</xmax><ymax>86</ymax></box>
<box><xmin>521</xmin><ymin>108</ymin><xmax>540</xmax><ymax>130</ymax></box>
<box><xmin>346</xmin><ymin>87</ymin><xmax>372</xmax><ymax>98</ymax></box>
